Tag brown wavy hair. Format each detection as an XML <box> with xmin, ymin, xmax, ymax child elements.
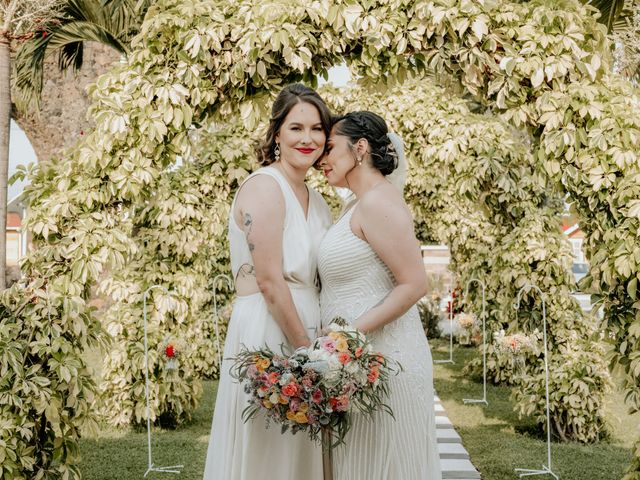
<box><xmin>256</xmin><ymin>84</ymin><xmax>332</xmax><ymax>166</ymax></box>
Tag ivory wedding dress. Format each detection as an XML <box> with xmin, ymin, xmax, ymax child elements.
<box><xmin>318</xmin><ymin>203</ymin><xmax>442</xmax><ymax>480</ymax></box>
<box><xmin>203</xmin><ymin>166</ymin><xmax>332</xmax><ymax>480</ymax></box>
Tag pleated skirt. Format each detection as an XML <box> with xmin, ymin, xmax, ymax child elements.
<box><xmin>332</xmin><ymin>321</ymin><xmax>442</xmax><ymax>480</ymax></box>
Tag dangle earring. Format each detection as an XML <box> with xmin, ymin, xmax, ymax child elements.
<box><xmin>274</xmin><ymin>143</ymin><xmax>281</xmax><ymax>162</ymax></box>
<box><xmin>356</xmin><ymin>156</ymin><xmax>363</xmax><ymax>166</ymax></box>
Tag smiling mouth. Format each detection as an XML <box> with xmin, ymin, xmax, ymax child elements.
<box><xmin>323</xmin><ymin>168</ymin><xmax>332</xmax><ymax>176</ymax></box>
<box><xmin>296</xmin><ymin>148</ymin><xmax>315</xmax><ymax>154</ymax></box>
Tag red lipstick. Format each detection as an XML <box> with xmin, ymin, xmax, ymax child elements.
<box><xmin>296</xmin><ymin>147</ymin><xmax>315</xmax><ymax>154</ymax></box>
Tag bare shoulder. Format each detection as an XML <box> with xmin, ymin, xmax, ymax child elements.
<box><xmin>234</xmin><ymin>171</ymin><xmax>285</xmax><ymax>228</ymax></box>
<box><xmin>236</xmin><ymin>172</ymin><xmax>284</xmax><ymax>211</ymax></box>
<box><xmin>358</xmin><ymin>182</ymin><xmax>412</xmax><ymax>226</ymax></box>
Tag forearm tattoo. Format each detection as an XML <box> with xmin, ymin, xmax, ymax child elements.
<box><xmin>243</xmin><ymin>212</ymin><xmax>255</xmax><ymax>252</ymax></box>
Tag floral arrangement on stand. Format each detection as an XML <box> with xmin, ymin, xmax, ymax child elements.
<box><xmin>160</xmin><ymin>337</ymin><xmax>186</xmax><ymax>381</ymax></box>
<box><xmin>231</xmin><ymin>319</ymin><xmax>399</xmax><ymax>448</ymax></box>
<box><xmin>455</xmin><ymin>313</ymin><xmax>477</xmax><ymax>346</ymax></box>
<box><xmin>492</xmin><ymin>329</ymin><xmax>541</xmax><ymax>381</ymax></box>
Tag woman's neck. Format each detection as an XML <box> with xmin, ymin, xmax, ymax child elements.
<box><xmin>348</xmin><ymin>167</ymin><xmax>386</xmax><ymax>199</ymax></box>
<box><xmin>272</xmin><ymin>161</ymin><xmax>306</xmax><ymax>188</ymax></box>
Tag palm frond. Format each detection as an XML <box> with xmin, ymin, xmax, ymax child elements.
<box><xmin>586</xmin><ymin>0</ymin><xmax>627</xmax><ymax>32</ymax></box>
<box><xmin>13</xmin><ymin>0</ymin><xmax>146</xmax><ymax>114</ymax></box>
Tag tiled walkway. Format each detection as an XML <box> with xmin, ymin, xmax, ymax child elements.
<box><xmin>435</xmin><ymin>394</ymin><xmax>482</xmax><ymax>479</ymax></box>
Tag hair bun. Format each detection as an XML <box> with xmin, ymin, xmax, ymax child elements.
<box><xmin>334</xmin><ymin>111</ymin><xmax>398</xmax><ymax>175</ymax></box>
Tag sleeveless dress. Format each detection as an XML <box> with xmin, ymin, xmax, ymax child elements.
<box><xmin>203</xmin><ymin>166</ymin><xmax>332</xmax><ymax>480</ymax></box>
<box><xmin>317</xmin><ymin>203</ymin><xmax>442</xmax><ymax>480</ymax></box>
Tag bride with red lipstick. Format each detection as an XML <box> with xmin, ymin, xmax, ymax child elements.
<box><xmin>202</xmin><ymin>84</ymin><xmax>332</xmax><ymax>480</ymax></box>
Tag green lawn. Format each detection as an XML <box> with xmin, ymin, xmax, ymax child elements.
<box><xmin>430</xmin><ymin>339</ymin><xmax>636</xmax><ymax>480</ymax></box>
<box><xmin>78</xmin><ymin>341</ymin><xmax>637</xmax><ymax>479</ymax></box>
<box><xmin>79</xmin><ymin>381</ymin><xmax>217</xmax><ymax>480</ymax></box>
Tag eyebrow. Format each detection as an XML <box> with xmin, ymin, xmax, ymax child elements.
<box><xmin>288</xmin><ymin>122</ymin><xmax>323</xmax><ymax>127</ymax></box>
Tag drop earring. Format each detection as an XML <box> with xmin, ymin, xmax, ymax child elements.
<box><xmin>274</xmin><ymin>143</ymin><xmax>281</xmax><ymax>162</ymax></box>
<box><xmin>356</xmin><ymin>156</ymin><xmax>363</xmax><ymax>166</ymax></box>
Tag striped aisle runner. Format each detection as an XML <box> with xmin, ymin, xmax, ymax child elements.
<box><xmin>435</xmin><ymin>394</ymin><xmax>482</xmax><ymax>479</ymax></box>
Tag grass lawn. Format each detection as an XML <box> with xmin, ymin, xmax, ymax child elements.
<box><xmin>79</xmin><ymin>381</ymin><xmax>217</xmax><ymax>480</ymax></box>
<box><xmin>78</xmin><ymin>341</ymin><xmax>637</xmax><ymax>479</ymax></box>
<box><xmin>430</xmin><ymin>338</ymin><xmax>637</xmax><ymax>480</ymax></box>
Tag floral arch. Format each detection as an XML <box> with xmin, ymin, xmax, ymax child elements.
<box><xmin>2</xmin><ymin>0</ymin><xmax>640</xmax><ymax>477</ymax></box>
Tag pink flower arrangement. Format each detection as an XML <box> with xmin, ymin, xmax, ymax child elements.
<box><xmin>231</xmin><ymin>318</ymin><xmax>398</xmax><ymax>448</ymax></box>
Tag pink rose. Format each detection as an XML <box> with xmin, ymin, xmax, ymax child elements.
<box><xmin>289</xmin><ymin>398</ymin><xmax>301</xmax><ymax>412</ymax></box>
<box><xmin>320</xmin><ymin>337</ymin><xmax>337</xmax><ymax>353</ymax></box>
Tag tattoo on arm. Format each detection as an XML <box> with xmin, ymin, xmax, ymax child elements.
<box><xmin>239</xmin><ymin>264</ymin><xmax>255</xmax><ymax>277</ymax></box>
<box><xmin>243</xmin><ymin>212</ymin><xmax>255</xmax><ymax>252</ymax></box>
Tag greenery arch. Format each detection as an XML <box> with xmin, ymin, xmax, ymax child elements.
<box><xmin>2</xmin><ymin>0</ymin><xmax>640</xmax><ymax>477</ymax></box>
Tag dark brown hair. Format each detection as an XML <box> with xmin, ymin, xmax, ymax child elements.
<box><xmin>332</xmin><ymin>111</ymin><xmax>398</xmax><ymax>175</ymax></box>
<box><xmin>256</xmin><ymin>84</ymin><xmax>332</xmax><ymax>166</ymax></box>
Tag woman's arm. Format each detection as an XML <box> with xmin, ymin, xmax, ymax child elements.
<box><xmin>235</xmin><ymin>175</ymin><xmax>311</xmax><ymax>348</ymax></box>
<box><xmin>352</xmin><ymin>188</ymin><xmax>427</xmax><ymax>334</ymax></box>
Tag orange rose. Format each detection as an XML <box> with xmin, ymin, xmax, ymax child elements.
<box><xmin>255</xmin><ymin>357</ymin><xmax>271</xmax><ymax>372</ymax></box>
<box><xmin>282</xmin><ymin>382</ymin><xmax>299</xmax><ymax>397</ymax></box>
<box><xmin>286</xmin><ymin>410</ymin><xmax>297</xmax><ymax>421</ymax></box>
<box><xmin>337</xmin><ymin>351</ymin><xmax>352</xmax><ymax>365</ymax></box>
<box><xmin>355</xmin><ymin>347</ymin><xmax>364</xmax><ymax>358</ymax></box>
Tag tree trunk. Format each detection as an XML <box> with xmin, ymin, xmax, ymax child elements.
<box><xmin>13</xmin><ymin>42</ymin><xmax>120</xmax><ymax>163</ymax></box>
<box><xmin>0</xmin><ymin>37</ymin><xmax>11</xmax><ymax>290</ymax></box>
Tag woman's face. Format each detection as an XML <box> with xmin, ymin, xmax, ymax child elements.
<box><xmin>319</xmin><ymin>127</ymin><xmax>356</xmax><ymax>188</ymax></box>
<box><xmin>275</xmin><ymin>101</ymin><xmax>326</xmax><ymax>171</ymax></box>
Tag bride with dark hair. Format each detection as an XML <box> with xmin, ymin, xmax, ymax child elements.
<box><xmin>317</xmin><ymin>111</ymin><xmax>442</xmax><ymax>479</ymax></box>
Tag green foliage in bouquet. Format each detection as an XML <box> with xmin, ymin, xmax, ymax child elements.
<box><xmin>4</xmin><ymin>0</ymin><xmax>640</xmax><ymax>474</ymax></box>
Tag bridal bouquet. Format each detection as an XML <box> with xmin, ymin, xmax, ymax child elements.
<box><xmin>231</xmin><ymin>318</ymin><xmax>398</xmax><ymax>447</ymax></box>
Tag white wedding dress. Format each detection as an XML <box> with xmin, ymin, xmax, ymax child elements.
<box><xmin>203</xmin><ymin>166</ymin><xmax>332</xmax><ymax>480</ymax></box>
<box><xmin>318</xmin><ymin>203</ymin><xmax>442</xmax><ymax>480</ymax></box>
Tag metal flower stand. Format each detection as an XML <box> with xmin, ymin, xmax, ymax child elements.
<box><xmin>143</xmin><ymin>285</ymin><xmax>183</xmax><ymax>477</ymax></box>
<box><xmin>462</xmin><ymin>278</ymin><xmax>488</xmax><ymax>406</ymax></box>
<box><xmin>513</xmin><ymin>284</ymin><xmax>559</xmax><ymax>480</ymax></box>
<box><xmin>435</xmin><ymin>293</ymin><xmax>455</xmax><ymax>364</ymax></box>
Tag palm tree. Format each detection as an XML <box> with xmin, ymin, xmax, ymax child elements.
<box><xmin>13</xmin><ymin>0</ymin><xmax>150</xmax><ymax>113</ymax></box>
<box><xmin>0</xmin><ymin>0</ymin><xmax>62</xmax><ymax>290</ymax></box>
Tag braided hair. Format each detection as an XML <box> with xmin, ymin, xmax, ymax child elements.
<box><xmin>332</xmin><ymin>111</ymin><xmax>398</xmax><ymax>175</ymax></box>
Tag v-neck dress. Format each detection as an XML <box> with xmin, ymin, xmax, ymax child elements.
<box><xmin>203</xmin><ymin>166</ymin><xmax>332</xmax><ymax>480</ymax></box>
